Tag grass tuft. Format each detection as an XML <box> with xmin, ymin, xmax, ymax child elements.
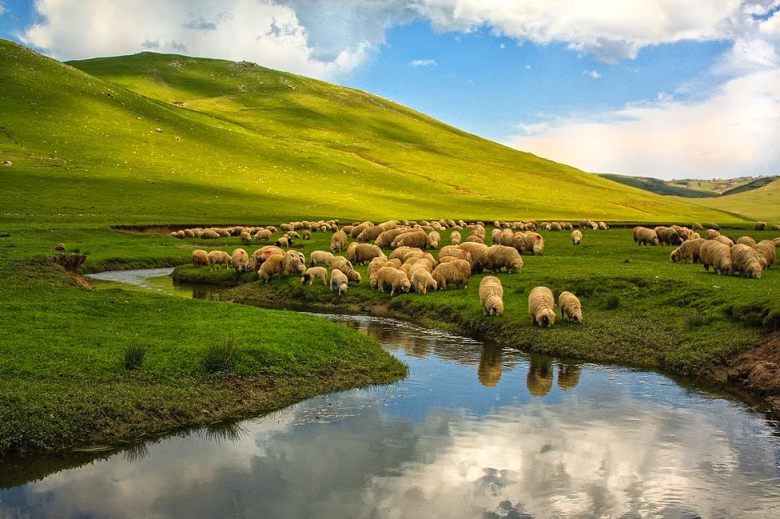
<box><xmin>123</xmin><ymin>344</ymin><xmax>147</xmax><ymax>370</ymax></box>
<box><xmin>605</xmin><ymin>295</ymin><xmax>621</xmax><ymax>310</ymax></box>
<box><xmin>204</xmin><ymin>338</ymin><xmax>240</xmax><ymax>373</ymax></box>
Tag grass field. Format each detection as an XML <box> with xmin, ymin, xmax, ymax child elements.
<box><xmin>680</xmin><ymin>178</ymin><xmax>780</xmax><ymax>222</ymax></box>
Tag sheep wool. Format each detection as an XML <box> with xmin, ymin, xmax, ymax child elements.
<box><xmin>528</xmin><ymin>286</ymin><xmax>556</xmax><ymax>328</ymax></box>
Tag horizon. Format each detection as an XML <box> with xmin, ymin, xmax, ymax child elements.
<box><xmin>1</xmin><ymin>0</ymin><xmax>779</xmax><ymax>180</ymax></box>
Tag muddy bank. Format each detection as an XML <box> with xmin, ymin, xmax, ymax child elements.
<box><xmin>710</xmin><ymin>334</ymin><xmax>780</xmax><ymax>411</ymax></box>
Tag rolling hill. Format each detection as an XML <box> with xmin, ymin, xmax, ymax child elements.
<box><xmin>0</xmin><ymin>39</ymin><xmax>738</xmax><ymax>224</ymax></box>
<box><xmin>678</xmin><ymin>178</ymin><xmax>780</xmax><ymax>222</ymax></box>
<box><xmin>599</xmin><ymin>174</ymin><xmax>716</xmax><ymax>198</ymax></box>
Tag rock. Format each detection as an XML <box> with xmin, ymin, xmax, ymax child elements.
<box><xmin>54</xmin><ymin>243</ymin><xmax>65</xmax><ymax>251</ymax></box>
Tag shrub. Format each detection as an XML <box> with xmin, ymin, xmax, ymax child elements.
<box><xmin>204</xmin><ymin>338</ymin><xmax>240</xmax><ymax>373</ymax></box>
<box><xmin>123</xmin><ymin>344</ymin><xmax>146</xmax><ymax>370</ymax></box>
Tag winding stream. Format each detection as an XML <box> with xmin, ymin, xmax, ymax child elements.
<box><xmin>1</xmin><ymin>269</ymin><xmax>779</xmax><ymax>517</ymax></box>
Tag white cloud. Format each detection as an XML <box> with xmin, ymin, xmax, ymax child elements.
<box><xmin>413</xmin><ymin>0</ymin><xmax>745</xmax><ymax>61</ymax></box>
<box><xmin>583</xmin><ymin>69</ymin><xmax>602</xmax><ymax>79</ymax></box>
<box><xmin>760</xmin><ymin>9</ymin><xmax>780</xmax><ymax>36</ymax></box>
<box><xmin>409</xmin><ymin>58</ymin><xmax>437</xmax><ymax>67</ymax></box>
<box><xmin>20</xmin><ymin>0</ymin><xmax>373</xmax><ymax>79</ymax></box>
<box><xmin>507</xmin><ymin>69</ymin><xmax>780</xmax><ymax>179</ymax></box>
<box><xmin>0</xmin><ymin>1</ymin><xmax>6</xmax><ymax>16</ymax></box>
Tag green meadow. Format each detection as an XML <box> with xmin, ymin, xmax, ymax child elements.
<box><xmin>1</xmin><ymin>39</ymin><xmax>780</xmax><ymax>454</ymax></box>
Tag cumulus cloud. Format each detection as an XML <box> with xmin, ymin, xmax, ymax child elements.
<box><xmin>508</xmin><ymin>69</ymin><xmax>780</xmax><ymax>179</ymax></box>
<box><xmin>409</xmin><ymin>58</ymin><xmax>437</xmax><ymax>67</ymax></box>
<box><xmin>20</xmin><ymin>0</ymin><xmax>373</xmax><ymax>79</ymax></box>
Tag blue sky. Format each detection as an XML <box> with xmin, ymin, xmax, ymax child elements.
<box><xmin>1</xmin><ymin>0</ymin><xmax>779</xmax><ymax>179</ymax></box>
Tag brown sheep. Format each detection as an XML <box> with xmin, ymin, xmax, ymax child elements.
<box><xmin>597</xmin><ymin>221</ymin><xmax>608</xmax><ymax>230</ymax></box>
<box><xmin>258</xmin><ymin>254</ymin><xmax>287</xmax><ymax>282</ymax></box>
<box><xmin>571</xmin><ymin>230</ymin><xmax>582</xmax><ymax>245</ymax></box>
<box><xmin>240</xmin><ymin>231</ymin><xmax>252</xmax><ymax>243</ymax></box>
<box><xmin>201</xmin><ymin>229</ymin><xmax>220</xmax><ymax>239</ymax></box>
<box><xmin>252</xmin><ymin>246</ymin><xmax>284</xmax><ymax>267</ymax></box>
<box><xmin>309</xmin><ymin>250</ymin><xmax>335</xmax><ymax>267</ymax></box>
<box><xmin>330</xmin><ymin>269</ymin><xmax>349</xmax><ymax>295</ymax></box>
<box><xmin>458</xmin><ymin>242</ymin><xmax>488</xmax><ymax>272</ymax></box>
<box><xmin>524</xmin><ymin>232</ymin><xmax>545</xmax><ymax>255</ymax></box>
<box><xmin>633</xmin><ymin>226</ymin><xmax>659</xmax><ymax>246</ymax></box>
<box><xmin>483</xmin><ymin>245</ymin><xmax>524</xmax><ymax>273</ymax></box>
<box><xmin>231</xmin><ymin>248</ymin><xmax>251</xmax><ymax>273</ymax></box>
<box><xmin>705</xmin><ymin>229</ymin><xmax>721</xmax><ymax>239</ymax></box>
<box><xmin>432</xmin><ymin>259</ymin><xmax>471</xmax><ymax>290</ymax></box>
<box><xmin>357</xmin><ymin>220</ymin><xmax>397</xmax><ymax>242</ymax></box>
<box><xmin>692</xmin><ymin>222</ymin><xmax>704</xmax><ymax>230</ymax></box>
<box><xmin>376</xmin><ymin>266</ymin><xmax>411</xmax><ymax>296</ymax></box>
<box><xmin>274</xmin><ymin>236</ymin><xmax>290</xmax><ymax>248</ymax></box>
<box><xmin>699</xmin><ymin>240</ymin><xmax>733</xmax><ymax>275</ymax></box>
<box><xmin>528</xmin><ymin>286</ymin><xmax>555</xmax><ymax>327</ymax></box>
<box><xmin>331</xmin><ymin>257</ymin><xmax>362</xmax><ymax>284</ymax></box>
<box><xmin>670</xmin><ymin>238</ymin><xmax>705</xmax><ymax>263</ymax></box>
<box><xmin>654</xmin><ymin>226</ymin><xmax>682</xmax><ymax>246</ymax></box>
<box><xmin>330</xmin><ymin>230</ymin><xmax>348</xmax><ymax>253</ymax></box>
<box><xmin>254</xmin><ymin>229</ymin><xmax>272</xmax><ymax>241</ymax></box>
<box><xmin>302</xmin><ymin>266</ymin><xmax>328</xmax><ymax>285</ymax></box>
<box><xmin>374</xmin><ymin>227</ymin><xmax>410</xmax><ymax>249</ymax></box>
<box><xmin>283</xmin><ymin>250</ymin><xmax>306</xmax><ymax>275</ymax></box>
<box><xmin>756</xmin><ymin>240</ymin><xmax>776</xmax><ymax>269</ymax></box>
<box><xmin>347</xmin><ymin>242</ymin><xmax>385</xmax><ymax>265</ymax></box>
<box><xmin>410</xmin><ymin>267</ymin><xmax>438</xmax><ymax>294</ymax></box>
<box><xmin>491</xmin><ymin>228</ymin><xmax>503</xmax><ymax>245</ymax></box>
<box><xmin>392</xmin><ymin>230</ymin><xmax>428</xmax><ymax>249</ymax></box>
<box><xmin>731</xmin><ymin>244</ymin><xmax>763</xmax><ymax>278</ymax></box>
<box><xmin>302</xmin><ymin>230</ymin><xmax>311</xmax><ymax>240</ymax></box>
<box><xmin>558</xmin><ymin>291</ymin><xmax>583</xmax><ymax>324</ymax></box>
<box><xmin>192</xmin><ymin>249</ymin><xmax>209</xmax><ymax>267</ymax></box>
<box><xmin>714</xmin><ymin>235</ymin><xmax>735</xmax><ymax>247</ymax></box>
<box><xmin>438</xmin><ymin>245</ymin><xmax>472</xmax><ymax>264</ymax></box>
<box><xmin>479</xmin><ymin>276</ymin><xmax>504</xmax><ymax>316</ymax></box>
<box><xmin>450</xmin><ymin>230</ymin><xmax>461</xmax><ymax>245</ymax></box>
<box><xmin>426</xmin><ymin>231</ymin><xmax>440</xmax><ymax>249</ymax></box>
<box><xmin>207</xmin><ymin>250</ymin><xmax>231</xmax><ymax>269</ymax></box>
<box><xmin>368</xmin><ymin>257</ymin><xmax>401</xmax><ymax>288</ymax></box>
<box><xmin>735</xmin><ymin>236</ymin><xmax>757</xmax><ymax>247</ymax></box>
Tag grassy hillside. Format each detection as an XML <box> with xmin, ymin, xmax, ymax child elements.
<box><xmin>0</xmin><ymin>39</ymin><xmax>733</xmax><ymax>224</ymax></box>
<box><xmin>599</xmin><ymin>174</ymin><xmax>716</xmax><ymax>198</ymax></box>
<box><xmin>680</xmin><ymin>178</ymin><xmax>780</xmax><ymax>222</ymax></box>
<box><xmin>672</xmin><ymin>177</ymin><xmax>772</xmax><ymax>195</ymax></box>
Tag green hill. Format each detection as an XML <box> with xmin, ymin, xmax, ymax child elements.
<box><xmin>599</xmin><ymin>174</ymin><xmax>716</xmax><ymax>198</ymax></box>
<box><xmin>679</xmin><ymin>178</ymin><xmax>780</xmax><ymax>222</ymax></box>
<box><xmin>0</xmin><ymin>39</ymin><xmax>734</xmax><ymax>223</ymax></box>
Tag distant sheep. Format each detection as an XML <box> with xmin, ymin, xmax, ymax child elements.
<box><xmin>231</xmin><ymin>248</ymin><xmax>251</xmax><ymax>273</ymax></box>
<box><xmin>450</xmin><ymin>230</ymin><xmax>461</xmax><ymax>245</ymax></box>
<box><xmin>479</xmin><ymin>276</ymin><xmax>504</xmax><ymax>316</ymax></box>
<box><xmin>699</xmin><ymin>240</ymin><xmax>732</xmax><ymax>275</ymax></box>
<box><xmin>432</xmin><ymin>259</ymin><xmax>471</xmax><ymax>290</ymax></box>
<box><xmin>528</xmin><ymin>286</ymin><xmax>555</xmax><ymax>328</ymax></box>
<box><xmin>597</xmin><ymin>221</ymin><xmax>608</xmax><ymax>230</ymax></box>
<box><xmin>756</xmin><ymin>221</ymin><xmax>766</xmax><ymax>230</ymax></box>
<box><xmin>756</xmin><ymin>240</ymin><xmax>776</xmax><ymax>269</ymax></box>
<box><xmin>330</xmin><ymin>230</ymin><xmax>348</xmax><ymax>253</ymax></box>
<box><xmin>731</xmin><ymin>244</ymin><xmax>763</xmax><ymax>278</ymax></box>
<box><xmin>330</xmin><ymin>269</ymin><xmax>349</xmax><ymax>295</ymax></box>
<box><xmin>392</xmin><ymin>230</ymin><xmax>427</xmax><ymax>249</ymax></box>
<box><xmin>376</xmin><ymin>266</ymin><xmax>411</xmax><ymax>296</ymax></box>
<box><xmin>483</xmin><ymin>245</ymin><xmax>524</xmax><ymax>273</ymax></box>
<box><xmin>274</xmin><ymin>236</ymin><xmax>289</xmax><ymax>248</ymax></box>
<box><xmin>670</xmin><ymin>238</ymin><xmax>705</xmax><ymax>263</ymax></box>
<box><xmin>302</xmin><ymin>266</ymin><xmax>328</xmax><ymax>286</ymax></box>
<box><xmin>633</xmin><ymin>226</ymin><xmax>659</xmax><ymax>246</ymax></box>
<box><xmin>240</xmin><ymin>231</ymin><xmax>252</xmax><ymax>243</ymax></box>
<box><xmin>309</xmin><ymin>250</ymin><xmax>335</xmax><ymax>267</ymax></box>
<box><xmin>374</xmin><ymin>227</ymin><xmax>410</xmax><ymax>248</ymax></box>
<box><xmin>254</xmin><ymin>229</ymin><xmax>272</xmax><ymax>241</ymax></box>
<box><xmin>426</xmin><ymin>231</ymin><xmax>440</xmax><ymax>249</ymax></box>
<box><xmin>705</xmin><ymin>229</ymin><xmax>721</xmax><ymax>239</ymax></box>
<box><xmin>207</xmin><ymin>250</ymin><xmax>231</xmax><ymax>269</ymax></box>
<box><xmin>464</xmin><ymin>234</ymin><xmax>485</xmax><ymax>244</ymax></box>
<box><xmin>201</xmin><ymin>229</ymin><xmax>220</xmax><ymax>239</ymax></box>
<box><xmin>410</xmin><ymin>267</ymin><xmax>437</xmax><ymax>294</ymax></box>
<box><xmin>192</xmin><ymin>249</ymin><xmax>209</xmax><ymax>267</ymax></box>
<box><xmin>558</xmin><ymin>291</ymin><xmax>583</xmax><ymax>324</ymax></box>
<box><xmin>571</xmin><ymin>230</ymin><xmax>582</xmax><ymax>246</ymax></box>
<box><xmin>302</xmin><ymin>230</ymin><xmax>311</xmax><ymax>240</ymax></box>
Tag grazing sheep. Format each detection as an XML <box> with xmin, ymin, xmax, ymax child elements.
<box><xmin>633</xmin><ymin>226</ymin><xmax>659</xmax><ymax>246</ymax></box>
<box><xmin>499</xmin><ymin>229</ymin><xmax>515</xmax><ymax>246</ymax></box>
<box><xmin>280</xmin><ymin>223</ymin><xmax>293</xmax><ymax>232</ymax></box>
<box><xmin>368</xmin><ymin>257</ymin><xmax>400</xmax><ymax>288</ymax></box>
<box><xmin>735</xmin><ymin>236</ymin><xmax>757</xmax><ymax>247</ymax></box>
<box><xmin>699</xmin><ymin>240</ymin><xmax>733</xmax><ymax>275</ymax></box>
<box><xmin>774</xmin><ymin>237</ymin><xmax>780</xmax><ymax>247</ymax></box>
<box><xmin>450</xmin><ymin>230</ymin><xmax>462</xmax><ymax>245</ymax></box>
<box><xmin>401</xmin><ymin>256</ymin><xmax>436</xmax><ymax>279</ymax></box>
<box><xmin>458</xmin><ymin>242</ymin><xmax>488</xmax><ymax>272</ymax></box>
<box><xmin>705</xmin><ymin>229</ymin><xmax>721</xmax><ymax>239</ymax></box>
<box><xmin>302</xmin><ymin>230</ymin><xmax>311</xmax><ymax>240</ymax></box>
<box><xmin>207</xmin><ymin>250</ymin><xmax>231</xmax><ymax>269</ymax></box>
<box><xmin>330</xmin><ymin>230</ymin><xmax>348</xmax><ymax>253</ymax></box>
<box><xmin>192</xmin><ymin>249</ymin><xmax>209</xmax><ymax>267</ymax></box>
<box><xmin>524</xmin><ymin>232</ymin><xmax>545</xmax><ymax>255</ymax></box>
<box><xmin>330</xmin><ymin>269</ymin><xmax>349</xmax><ymax>295</ymax></box>
<box><xmin>483</xmin><ymin>245</ymin><xmax>524</xmax><ymax>273</ymax></box>
<box><xmin>374</xmin><ymin>227</ymin><xmax>410</xmax><ymax>248</ymax></box>
<box><xmin>439</xmin><ymin>245</ymin><xmax>472</xmax><ymax>265</ymax></box>
<box><xmin>558</xmin><ymin>291</ymin><xmax>583</xmax><ymax>324</ymax></box>
<box><xmin>309</xmin><ymin>250</ymin><xmax>335</xmax><ymax>267</ymax></box>
<box><xmin>302</xmin><ymin>266</ymin><xmax>328</xmax><ymax>285</ymax></box>
<box><xmin>283</xmin><ymin>250</ymin><xmax>306</xmax><ymax>275</ymax></box>
<box><xmin>254</xmin><ymin>229</ymin><xmax>272</xmax><ymax>241</ymax></box>
<box><xmin>331</xmin><ymin>257</ymin><xmax>361</xmax><ymax>284</ymax></box>
<box><xmin>231</xmin><ymin>248</ymin><xmax>251</xmax><ymax>273</ymax></box>
<box><xmin>654</xmin><ymin>226</ymin><xmax>682</xmax><ymax>246</ymax></box>
<box><xmin>714</xmin><ymin>235</ymin><xmax>735</xmax><ymax>247</ymax></box>
<box><xmin>731</xmin><ymin>244</ymin><xmax>763</xmax><ymax>278</ymax></box>
<box><xmin>432</xmin><ymin>259</ymin><xmax>471</xmax><ymax>290</ymax></box>
<box><xmin>571</xmin><ymin>230</ymin><xmax>582</xmax><ymax>246</ymax></box>
<box><xmin>579</xmin><ymin>219</ymin><xmax>594</xmax><ymax>229</ymax></box>
<box><xmin>347</xmin><ymin>242</ymin><xmax>385</xmax><ymax>265</ymax></box>
<box><xmin>410</xmin><ymin>267</ymin><xmax>438</xmax><ymax>294</ymax></box>
<box><xmin>464</xmin><ymin>234</ymin><xmax>485</xmax><ymax>244</ymax></box>
<box><xmin>391</xmin><ymin>230</ymin><xmax>428</xmax><ymax>249</ymax></box>
<box><xmin>479</xmin><ymin>276</ymin><xmax>504</xmax><ymax>316</ymax></box>
<box><xmin>597</xmin><ymin>221</ymin><xmax>608</xmax><ymax>230</ymax></box>
<box><xmin>491</xmin><ymin>228</ymin><xmax>503</xmax><ymax>245</ymax></box>
<box><xmin>756</xmin><ymin>221</ymin><xmax>766</xmax><ymax>230</ymax></box>
<box><xmin>252</xmin><ymin>246</ymin><xmax>284</xmax><ymax>267</ymax></box>
<box><xmin>528</xmin><ymin>286</ymin><xmax>556</xmax><ymax>328</ymax></box>
<box><xmin>376</xmin><ymin>266</ymin><xmax>411</xmax><ymax>296</ymax></box>
<box><xmin>201</xmin><ymin>229</ymin><xmax>220</xmax><ymax>239</ymax></box>
<box><xmin>389</xmin><ymin>246</ymin><xmax>418</xmax><ymax>261</ymax></box>
<box><xmin>358</xmin><ymin>220</ymin><xmax>397</xmax><ymax>242</ymax></box>
<box><xmin>258</xmin><ymin>254</ymin><xmax>286</xmax><ymax>282</ymax></box>
<box><xmin>756</xmin><ymin>240</ymin><xmax>776</xmax><ymax>269</ymax></box>
<box><xmin>240</xmin><ymin>231</ymin><xmax>252</xmax><ymax>243</ymax></box>
<box><xmin>426</xmin><ymin>231</ymin><xmax>440</xmax><ymax>249</ymax></box>
<box><xmin>670</xmin><ymin>238</ymin><xmax>705</xmax><ymax>263</ymax></box>
<box><xmin>274</xmin><ymin>236</ymin><xmax>289</xmax><ymax>248</ymax></box>
<box><xmin>692</xmin><ymin>222</ymin><xmax>704</xmax><ymax>230</ymax></box>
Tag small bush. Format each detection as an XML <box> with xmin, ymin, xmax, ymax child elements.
<box><xmin>204</xmin><ymin>339</ymin><xmax>240</xmax><ymax>373</ymax></box>
<box><xmin>123</xmin><ymin>344</ymin><xmax>146</xmax><ymax>370</ymax></box>
<box><xmin>605</xmin><ymin>295</ymin><xmax>620</xmax><ymax>310</ymax></box>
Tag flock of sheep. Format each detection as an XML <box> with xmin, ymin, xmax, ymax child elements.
<box><xmin>181</xmin><ymin>218</ymin><xmax>590</xmax><ymax>327</ymax></box>
<box><xmin>632</xmin><ymin>224</ymin><xmax>779</xmax><ymax>278</ymax></box>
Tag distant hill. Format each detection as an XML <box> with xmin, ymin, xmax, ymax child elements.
<box><xmin>669</xmin><ymin>176</ymin><xmax>774</xmax><ymax>195</ymax></box>
<box><xmin>599</xmin><ymin>174</ymin><xmax>716</xmax><ymax>198</ymax></box>
<box><xmin>680</xmin><ymin>178</ymin><xmax>780</xmax><ymax>223</ymax></box>
<box><xmin>0</xmin><ymin>39</ymin><xmax>737</xmax><ymax>223</ymax></box>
